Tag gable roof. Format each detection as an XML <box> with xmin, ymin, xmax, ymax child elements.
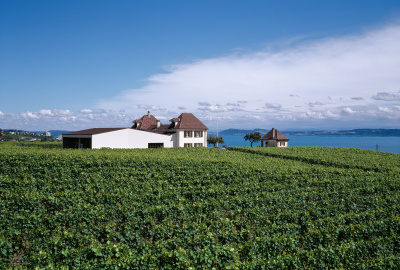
<box><xmin>169</xmin><ymin>113</ymin><xmax>208</xmax><ymax>130</ymax></box>
<box><xmin>261</xmin><ymin>128</ymin><xmax>289</xmax><ymax>141</ymax></box>
<box><xmin>63</xmin><ymin>128</ymin><xmax>126</xmax><ymax>135</ymax></box>
<box><xmin>132</xmin><ymin>114</ymin><xmax>157</xmax><ymax>130</ymax></box>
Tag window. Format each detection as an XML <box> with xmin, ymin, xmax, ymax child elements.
<box><xmin>184</xmin><ymin>143</ymin><xmax>193</xmax><ymax>147</ymax></box>
<box><xmin>148</xmin><ymin>143</ymin><xmax>164</xmax><ymax>148</ymax></box>
<box><xmin>280</xmin><ymin>142</ymin><xmax>285</xmax><ymax>146</ymax></box>
<box><xmin>194</xmin><ymin>143</ymin><xmax>203</xmax><ymax>147</ymax></box>
<box><xmin>194</xmin><ymin>131</ymin><xmax>203</xmax><ymax>138</ymax></box>
<box><xmin>184</xmin><ymin>131</ymin><xmax>193</xmax><ymax>138</ymax></box>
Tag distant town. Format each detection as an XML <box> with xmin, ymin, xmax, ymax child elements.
<box><xmin>0</xmin><ymin>129</ymin><xmax>59</xmax><ymax>142</ymax></box>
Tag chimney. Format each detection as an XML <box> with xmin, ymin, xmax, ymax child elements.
<box><xmin>147</xmin><ymin>111</ymin><xmax>150</xmax><ymax>117</ymax></box>
<box><xmin>156</xmin><ymin>120</ymin><xmax>160</xmax><ymax>128</ymax></box>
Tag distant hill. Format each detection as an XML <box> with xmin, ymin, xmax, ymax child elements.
<box><xmin>217</xmin><ymin>128</ymin><xmax>400</xmax><ymax>137</ymax></box>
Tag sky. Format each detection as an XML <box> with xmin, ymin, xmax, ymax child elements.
<box><xmin>1</xmin><ymin>0</ymin><xmax>400</xmax><ymax>132</ymax></box>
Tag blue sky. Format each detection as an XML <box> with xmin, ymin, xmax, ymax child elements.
<box><xmin>1</xmin><ymin>0</ymin><xmax>400</xmax><ymax>131</ymax></box>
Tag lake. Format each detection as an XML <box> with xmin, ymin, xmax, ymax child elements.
<box><xmin>217</xmin><ymin>136</ymin><xmax>400</xmax><ymax>154</ymax></box>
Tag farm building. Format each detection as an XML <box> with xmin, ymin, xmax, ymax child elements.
<box><xmin>261</xmin><ymin>128</ymin><xmax>289</xmax><ymax>147</ymax></box>
<box><xmin>62</xmin><ymin>112</ymin><xmax>208</xmax><ymax>149</ymax></box>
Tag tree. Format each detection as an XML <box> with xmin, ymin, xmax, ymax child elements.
<box><xmin>216</xmin><ymin>136</ymin><xmax>224</xmax><ymax>146</ymax></box>
<box><xmin>244</xmin><ymin>132</ymin><xmax>261</xmax><ymax>147</ymax></box>
<box><xmin>207</xmin><ymin>135</ymin><xmax>217</xmax><ymax>146</ymax></box>
<box><xmin>207</xmin><ymin>135</ymin><xmax>224</xmax><ymax>147</ymax></box>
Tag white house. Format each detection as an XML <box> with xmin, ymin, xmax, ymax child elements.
<box><xmin>62</xmin><ymin>112</ymin><xmax>208</xmax><ymax>149</ymax></box>
<box><xmin>260</xmin><ymin>128</ymin><xmax>289</xmax><ymax>147</ymax></box>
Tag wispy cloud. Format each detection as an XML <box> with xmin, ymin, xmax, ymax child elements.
<box><xmin>198</xmin><ymin>102</ymin><xmax>212</xmax><ymax>106</ymax></box>
<box><xmin>137</xmin><ymin>104</ymin><xmax>167</xmax><ymax>111</ymax></box>
<box><xmin>264</xmin><ymin>103</ymin><xmax>282</xmax><ymax>111</ymax></box>
<box><xmin>371</xmin><ymin>91</ymin><xmax>400</xmax><ymax>101</ymax></box>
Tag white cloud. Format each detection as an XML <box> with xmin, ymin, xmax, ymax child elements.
<box><xmin>378</xmin><ymin>106</ymin><xmax>390</xmax><ymax>112</ymax></box>
<box><xmin>39</xmin><ymin>109</ymin><xmax>53</xmax><ymax>116</ymax></box>
<box><xmin>304</xmin><ymin>111</ymin><xmax>326</xmax><ymax>120</ymax></box>
<box><xmin>22</xmin><ymin>111</ymin><xmax>39</xmax><ymax>119</ymax></box>
<box><xmin>0</xmin><ymin>108</ymin><xmax>137</xmax><ymax>131</ymax></box>
<box><xmin>53</xmin><ymin>109</ymin><xmax>73</xmax><ymax>116</ymax></box>
<box><xmin>80</xmin><ymin>109</ymin><xmax>93</xmax><ymax>114</ymax></box>
<box><xmin>198</xmin><ymin>103</ymin><xmax>226</xmax><ymax>112</ymax></box>
<box><xmin>326</xmin><ymin>111</ymin><xmax>340</xmax><ymax>119</ymax></box>
<box><xmin>1</xmin><ymin>23</ymin><xmax>400</xmax><ymax>131</ymax></box>
<box><xmin>94</xmin><ymin>22</ymin><xmax>400</xmax><ymax>129</ymax></box>
<box><xmin>341</xmin><ymin>107</ymin><xmax>356</xmax><ymax>114</ymax></box>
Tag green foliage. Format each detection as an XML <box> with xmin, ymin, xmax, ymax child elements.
<box><xmin>244</xmin><ymin>132</ymin><xmax>261</xmax><ymax>147</ymax></box>
<box><xmin>0</xmin><ymin>143</ymin><xmax>399</xmax><ymax>268</ymax></box>
<box><xmin>207</xmin><ymin>135</ymin><xmax>224</xmax><ymax>147</ymax></box>
<box><xmin>229</xmin><ymin>146</ymin><xmax>400</xmax><ymax>173</ymax></box>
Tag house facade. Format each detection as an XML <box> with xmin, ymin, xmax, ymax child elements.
<box><xmin>62</xmin><ymin>112</ymin><xmax>208</xmax><ymax>149</ymax></box>
<box><xmin>260</xmin><ymin>128</ymin><xmax>289</xmax><ymax>147</ymax></box>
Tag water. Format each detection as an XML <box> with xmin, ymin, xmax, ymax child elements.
<box><xmin>218</xmin><ymin>136</ymin><xmax>400</xmax><ymax>154</ymax></box>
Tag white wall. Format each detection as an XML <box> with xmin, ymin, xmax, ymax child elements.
<box><xmin>92</xmin><ymin>129</ymin><xmax>174</xmax><ymax>149</ymax></box>
<box><xmin>176</xmin><ymin>130</ymin><xmax>207</xmax><ymax>147</ymax></box>
<box><xmin>277</xmin><ymin>141</ymin><xmax>288</xmax><ymax>147</ymax></box>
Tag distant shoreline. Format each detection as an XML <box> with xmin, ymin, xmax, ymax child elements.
<box><xmin>4</xmin><ymin>128</ymin><xmax>400</xmax><ymax>138</ymax></box>
<box><xmin>212</xmin><ymin>128</ymin><xmax>400</xmax><ymax>137</ymax></box>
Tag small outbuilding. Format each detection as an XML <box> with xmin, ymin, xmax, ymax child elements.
<box><xmin>261</xmin><ymin>128</ymin><xmax>289</xmax><ymax>147</ymax></box>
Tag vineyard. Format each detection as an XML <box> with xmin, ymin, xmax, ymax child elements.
<box><xmin>1</xmin><ymin>142</ymin><xmax>399</xmax><ymax>269</ymax></box>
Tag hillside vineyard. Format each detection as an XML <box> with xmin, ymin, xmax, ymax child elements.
<box><xmin>0</xmin><ymin>143</ymin><xmax>399</xmax><ymax>268</ymax></box>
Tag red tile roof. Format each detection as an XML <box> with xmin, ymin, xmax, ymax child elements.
<box><xmin>261</xmin><ymin>128</ymin><xmax>289</xmax><ymax>141</ymax></box>
<box><xmin>64</xmin><ymin>113</ymin><xmax>207</xmax><ymax>137</ymax></box>
<box><xmin>170</xmin><ymin>113</ymin><xmax>208</xmax><ymax>130</ymax></box>
<box><xmin>142</xmin><ymin>124</ymin><xmax>175</xmax><ymax>135</ymax></box>
<box><xmin>131</xmin><ymin>114</ymin><xmax>157</xmax><ymax>130</ymax></box>
<box><xmin>63</xmin><ymin>128</ymin><xmax>126</xmax><ymax>135</ymax></box>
